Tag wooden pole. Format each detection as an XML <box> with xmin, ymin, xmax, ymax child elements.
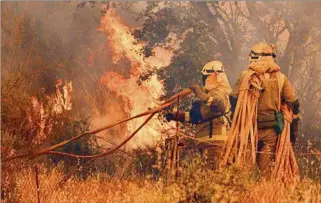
<box><xmin>34</xmin><ymin>166</ymin><xmax>41</xmax><ymax>203</ymax></box>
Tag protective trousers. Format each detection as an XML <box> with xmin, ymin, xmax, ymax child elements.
<box><xmin>199</xmin><ymin>141</ymin><xmax>225</xmax><ymax>170</ymax></box>
<box><xmin>257</xmin><ymin>128</ymin><xmax>278</xmax><ymax>178</ymax></box>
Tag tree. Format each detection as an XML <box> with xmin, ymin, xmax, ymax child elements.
<box><xmin>129</xmin><ymin>2</ymin><xmax>321</xmax><ymax>171</ymax></box>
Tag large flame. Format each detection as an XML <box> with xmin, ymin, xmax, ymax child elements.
<box><xmin>98</xmin><ymin>8</ymin><xmax>176</xmax><ymax>147</ymax></box>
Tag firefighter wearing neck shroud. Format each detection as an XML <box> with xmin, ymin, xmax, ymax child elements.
<box><xmin>165</xmin><ymin>60</ymin><xmax>232</xmax><ymax>168</ymax></box>
<box><xmin>230</xmin><ymin>42</ymin><xmax>300</xmax><ymax>176</ymax></box>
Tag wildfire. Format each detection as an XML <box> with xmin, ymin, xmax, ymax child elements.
<box><xmin>29</xmin><ymin>80</ymin><xmax>72</xmax><ymax>144</ymax></box>
<box><xmin>98</xmin><ymin>8</ymin><xmax>176</xmax><ymax>147</ymax></box>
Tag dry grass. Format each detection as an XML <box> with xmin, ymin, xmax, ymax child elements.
<box><xmin>241</xmin><ymin>179</ymin><xmax>321</xmax><ymax>203</ymax></box>
<box><xmin>7</xmin><ymin>166</ymin><xmax>184</xmax><ymax>203</ymax></box>
<box><xmin>3</xmin><ymin>158</ymin><xmax>321</xmax><ymax>203</ymax></box>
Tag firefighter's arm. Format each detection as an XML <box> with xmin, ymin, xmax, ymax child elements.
<box><xmin>281</xmin><ymin>76</ymin><xmax>300</xmax><ymax>114</ymax></box>
<box><xmin>189</xmin><ymin>84</ymin><xmax>209</xmax><ymax>101</ymax></box>
<box><xmin>189</xmin><ymin>84</ymin><xmax>228</xmax><ymax>113</ymax></box>
<box><xmin>165</xmin><ymin>100</ymin><xmax>204</xmax><ymax>124</ymax></box>
<box><xmin>165</xmin><ymin>98</ymin><xmax>204</xmax><ymax>124</ymax></box>
<box><xmin>164</xmin><ymin>111</ymin><xmax>188</xmax><ymax>122</ymax></box>
<box><xmin>282</xmin><ymin>77</ymin><xmax>296</xmax><ymax>103</ymax></box>
<box><xmin>281</xmin><ymin>76</ymin><xmax>300</xmax><ymax>145</ymax></box>
<box><xmin>281</xmin><ymin>77</ymin><xmax>300</xmax><ymax>112</ymax></box>
<box><xmin>206</xmin><ymin>92</ymin><xmax>227</xmax><ymax>114</ymax></box>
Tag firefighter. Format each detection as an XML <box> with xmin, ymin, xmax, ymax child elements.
<box><xmin>165</xmin><ymin>60</ymin><xmax>232</xmax><ymax>169</ymax></box>
<box><xmin>230</xmin><ymin>42</ymin><xmax>300</xmax><ymax>177</ymax></box>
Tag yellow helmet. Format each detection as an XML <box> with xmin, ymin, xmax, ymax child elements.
<box><xmin>249</xmin><ymin>42</ymin><xmax>276</xmax><ymax>63</ymax></box>
<box><xmin>201</xmin><ymin>60</ymin><xmax>224</xmax><ymax>76</ymax></box>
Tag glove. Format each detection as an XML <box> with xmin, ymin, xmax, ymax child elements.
<box><xmin>290</xmin><ymin>117</ymin><xmax>299</xmax><ymax>145</ymax></box>
<box><xmin>189</xmin><ymin>84</ymin><xmax>209</xmax><ymax>101</ymax></box>
<box><xmin>164</xmin><ymin>112</ymin><xmax>175</xmax><ymax>122</ymax></box>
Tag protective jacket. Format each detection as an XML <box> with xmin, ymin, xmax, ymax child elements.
<box><xmin>187</xmin><ymin>71</ymin><xmax>232</xmax><ymax>143</ymax></box>
<box><xmin>187</xmin><ymin>86</ymin><xmax>231</xmax><ymax>142</ymax></box>
<box><xmin>165</xmin><ymin>61</ymin><xmax>232</xmax><ymax>169</ymax></box>
<box><xmin>230</xmin><ymin>57</ymin><xmax>297</xmax><ymax>129</ymax></box>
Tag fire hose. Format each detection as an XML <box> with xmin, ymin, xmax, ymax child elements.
<box><xmin>3</xmin><ymin>89</ymin><xmax>192</xmax><ymax>162</ymax></box>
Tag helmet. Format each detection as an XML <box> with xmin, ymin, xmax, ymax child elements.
<box><xmin>201</xmin><ymin>60</ymin><xmax>224</xmax><ymax>76</ymax></box>
<box><xmin>201</xmin><ymin>60</ymin><xmax>224</xmax><ymax>86</ymax></box>
<box><xmin>249</xmin><ymin>42</ymin><xmax>276</xmax><ymax>63</ymax></box>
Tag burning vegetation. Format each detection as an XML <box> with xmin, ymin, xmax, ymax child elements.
<box><xmin>1</xmin><ymin>1</ymin><xmax>321</xmax><ymax>203</ymax></box>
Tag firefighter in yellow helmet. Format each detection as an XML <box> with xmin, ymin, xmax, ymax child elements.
<box><xmin>165</xmin><ymin>60</ymin><xmax>232</xmax><ymax>169</ymax></box>
<box><xmin>230</xmin><ymin>42</ymin><xmax>300</xmax><ymax>177</ymax></box>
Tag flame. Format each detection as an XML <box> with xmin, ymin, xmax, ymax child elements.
<box><xmin>29</xmin><ymin>80</ymin><xmax>72</xmax><ymax>144</ymax></box>
<box><xmin>29</xmin><ymin>95</ymin><xmax>47</xmax><ymax>144</ymax></box>
<box><xmin>52</xmin><ymin>80</ymin><xmax>72</xmax><ymax>114</ymax></box>
<box><xmin>98</xmin><ymin>8</ymin><xmax>176</xmax><ymax>147</ymax></box>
